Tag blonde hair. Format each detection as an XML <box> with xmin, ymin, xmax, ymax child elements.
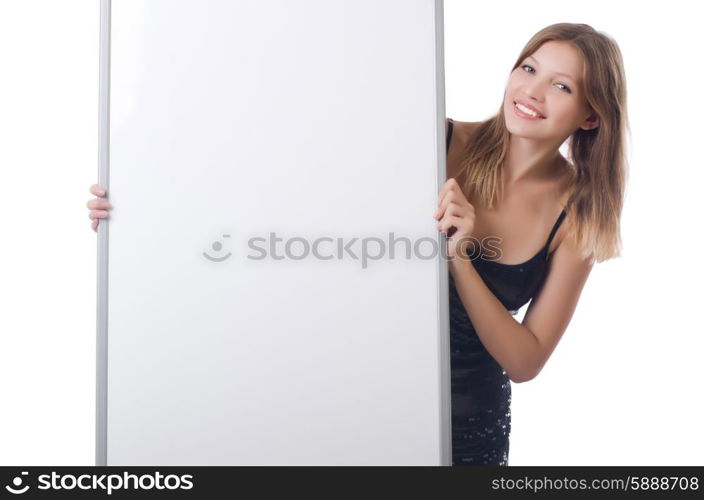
<box><xmin>458</xmin><ymin>23</ymin><xmax>629</xmax><ymax>263</ymax></box>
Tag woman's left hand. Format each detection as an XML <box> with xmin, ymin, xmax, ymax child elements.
<box><xmin>433</xmin><ymin>178</ymin><xmax>476</xmax><ymax>260</ymax></box>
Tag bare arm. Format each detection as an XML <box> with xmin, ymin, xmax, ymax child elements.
<box><xmin>448</xmin><ymin>235</ymin><xmax>593</xmax><ymax>383</ymax></box>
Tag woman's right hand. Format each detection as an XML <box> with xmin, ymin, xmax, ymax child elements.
<box><xmin>87</xmin><ymin>184</ymin><xmax>112</xmax><ymax>233</ymax></box>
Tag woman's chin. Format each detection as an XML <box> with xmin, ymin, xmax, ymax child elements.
<box><xmin>504</xmin><ymin>115</ymin><xmax>550</xmax><ymax>139</ymax></box>
<box><xmin>505</xmin><ymin>120</ymin><xmax>536</xmax><ymax>138</ymax></box>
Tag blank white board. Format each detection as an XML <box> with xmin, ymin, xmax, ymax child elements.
<box><xmin>97</xmin><ymin>0</ymin><xmax>450</xmax><ymax>465</ymax></box>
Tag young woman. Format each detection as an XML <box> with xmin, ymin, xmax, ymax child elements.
<box><xmin>436</xmin><ymin>23</ymin><xmax>628</xmax><ymax>465</ymax></box>
<box><xmin>87</xmin><ymin>22</ymin><xmax>628</xmax><ymax>466</ymax></box>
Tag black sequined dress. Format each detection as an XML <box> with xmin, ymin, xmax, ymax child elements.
<box><xmin>446</xmin><ymin>118</ymin><xmax>567</xmax><ymax>466</ymax></box>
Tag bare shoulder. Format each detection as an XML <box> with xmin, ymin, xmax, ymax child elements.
<box><xmin>446</xmin><ymin>119</ymin><xmax>481</xmax><ymax>181</ymax></box>
<box><xmin>449</xmin><ymin>119</ymin><xmax>482</xmax><ymax>149</ymax></box>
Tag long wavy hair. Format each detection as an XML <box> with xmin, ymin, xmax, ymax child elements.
<box><xmin>457</xmin><ymin>23</ymin><xmax>629</xmax><ymax>263</ymax></box>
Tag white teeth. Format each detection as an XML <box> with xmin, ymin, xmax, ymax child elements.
<box><xmin>515</xmin><ymin>102</ymin><xmax>543</xmax><ymax>118</ymax></box>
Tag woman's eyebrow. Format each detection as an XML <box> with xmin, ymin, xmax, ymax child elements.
<box><xmin>525</xmin><ymin>55</ymin><xmax>578</xmax><ymax>82</ymax></box>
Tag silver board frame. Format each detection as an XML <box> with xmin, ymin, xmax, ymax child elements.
<box><xmin>96</xmin><ymin>0</ymin><xmax>451</xmax><ymax>466</ymax></box>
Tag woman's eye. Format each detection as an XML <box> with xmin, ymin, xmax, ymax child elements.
<box><xmin>556</xmin><ymin>83</ymin><xmax>572</xmax><ymax>93</ymax></box>
<box><xmin>522</xmin><ymin>64</ymin><xmax>572</xmax><ymax>93</ymax></box>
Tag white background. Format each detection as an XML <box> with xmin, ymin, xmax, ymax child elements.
<box><xmin>1</xmin><ymin>0</ymin><xmax>702</xmax><ymax>465</ymax></box>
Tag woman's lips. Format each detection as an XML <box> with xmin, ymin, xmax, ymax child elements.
<box><xmin>513</xmin><ymin>100</ymin><xmax>546</xmax><ymax>120</ymax></box>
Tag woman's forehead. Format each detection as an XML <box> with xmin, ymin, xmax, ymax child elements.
<box><xmin>527</xmin><ymin>41</ymin><xmax>584</xmax><ymax>85</ymax></box>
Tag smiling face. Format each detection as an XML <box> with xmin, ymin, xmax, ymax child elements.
<box><xmin>503</xmin><ymin>40</ymin><xmax>599</xmax><ymax>142</ymax></box>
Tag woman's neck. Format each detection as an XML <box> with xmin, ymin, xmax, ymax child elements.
<box><xmin>504</xmin><ymin>134</ymin><xmax>565</xmax><ymax>187</ymax></box>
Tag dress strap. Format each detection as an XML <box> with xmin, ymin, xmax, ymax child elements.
<box><xmin>445</xmin><ymin>118</ymin><xmax>454</xmax><ymax>154</ymax></box>
<box><xmin>545</xmin><ymin>208</ymin><xmax>567</xmax><ymax>252</ymax></box>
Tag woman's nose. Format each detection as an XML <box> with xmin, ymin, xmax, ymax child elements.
<box><xmin>522</xmin><ymin>79</ymin><xmax>548</xmax><ymax>102</ymax></box>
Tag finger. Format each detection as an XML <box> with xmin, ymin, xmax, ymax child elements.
<box><xmin>92</xmin><ymin>219</ymin><xmax>99</xmax><ymax>232</ymax></box>
<box><xmin>89</xmin><ymin>210</ymin><xmax>109</xmax><ymax>220</ymax></box>
<box><xmin>437</xmin><ymin>178</ymin><xmax>458</xmax><ymax>204</ymax></box>
<box><xmin>435</xmin><ymin>214</ymin><xmax>454</xmax><ymax>232</ymax></box>
<box><xmin>87</xmin><ymin>198</ymin><xmax>112</xmax><ymax>210</ymax></box>
<box><xmin>433</xmin><ymin>203</ymin><xmax>443</xmax><ymax>220</ymax></box>
<box><xmin>434</xmin><ymin>201</ymin><xmax>447</xmax><ymax>220</ymax></box>
<box><xmin>90</xmin><ymin>184</ymin><xmax>106</xmax><ymax>197</ymax></box>
<box><xmin>437</xmin><ymin>215</ymin><xmax>462</xmax><ymax>234</ymax></box>
<box><xmin>438</xmin><ymin>184</ymin><xmax>468</xmax><ymax>212</ymax></box>
<box><xmin>436</xmin><ymin>190</ymin><xmax>456</xmax><ymax>218</ymax></box>
<box><xmin>436</xmin><ymin>199</ymin><xmax>460</xmax><ymax>221</ymax></box>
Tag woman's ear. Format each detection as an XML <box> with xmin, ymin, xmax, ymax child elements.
<box><xmin>579</xmin><ymin>112</ymin><xmax>600</xmax><ymax>131</ymax></box>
